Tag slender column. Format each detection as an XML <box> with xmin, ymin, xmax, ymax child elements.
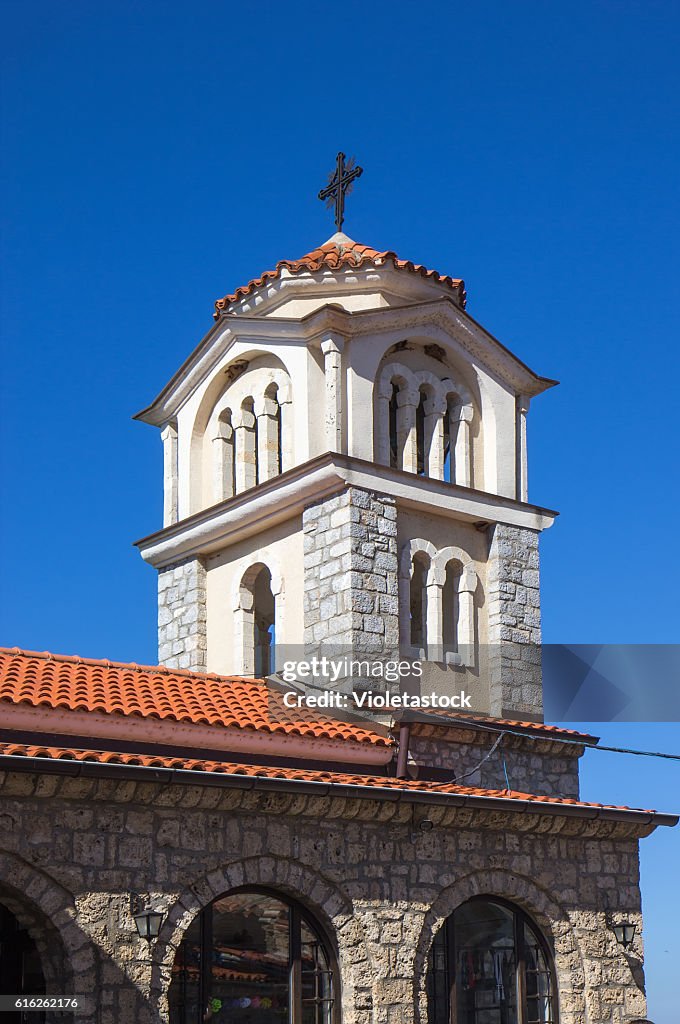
<box><xmin>321</xmin><ymin>334</ymin><xmax>345</xmax><ymax>454</ymax></box>
<box><xmin>234</xmin><ymin>590</ymin><xmax>255</xmax><ymax>675</ymax></box>
<box><xmin>397</xmin><ymin>388</ymin><xmax>419</xmax><ymax>473</ymax></box>
<box><xmin>375</xmin><ymin>381</ymin><xmax>392</xmax><ymax>466</ymax></box>
<box><xmin>279</xmin><ymin>398</ymin><xmax>294</xmax><ymax>472</ymax></box>
<box><xmin>426</xmin><ymin>580</ymin><xmax>444</xmax><ymax>661</ymax></box>
<box><xmin>255</xmin><ymin>395</ymin><xmax>280</xmax><ymax>482</ymax></box>
<box><xmin>161</xmin><ymin>423</ymin><xmax>178</xmax><ymax>527</ymax></box>
<box><xmin>211</xmin><ymin>420</ymin><xmax>234</xmax><ymax>502</ymax></box>
<box><xmin>458</xmin><ymin>569</ymin><xmax>477</xmax><ymax>667</ymax></box>
<box><xmin>398</xmin><ymin>570</ymin><xmax>412</xmax><ymax>652</ymax></box>
<box><xmin>453</xmin><ymin>405</ymin><xmax>473</xmax><ymax>487</ymax></box>
<box><xmin>516</xmin><ymin>394</ymin><xmax>531</xmax><ymax>502</ymax></box>
<box><xmin>424</xmin><ymin>396</ymin><xmax>446</xmax><ymax>479</ymax></box>
<box><xmin>234</xmin><ymin>408</ymin><xmax>257</xmax><ymax>492</ymax></box>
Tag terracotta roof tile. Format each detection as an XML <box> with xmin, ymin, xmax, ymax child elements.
<box><xmin>0</xmin><ymin>648</ymin><xmax>390</xmax><ymax>748</ymax></box>
<box><xmin>214</xmin><ymin>237</ymin><xmax>466</xmax><ymax>317</ymax></box>
<box><xmin>0</xmin><ymin>742</ymin><xmax>656</xmax><ymax>815</ymax></box>
<box><xmin>406</xmin><ymin>710</ymin><xmax>598</xmax><ymax>744</ymax></box>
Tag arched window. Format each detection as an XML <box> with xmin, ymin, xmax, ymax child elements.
<box><xmin>426</xmin><ymin>898</ymin><xmax>556</xmax><ymax>1024</ymax></box>
<box><xmin>416</xmin><ymin>390</ymin><xmax>427</xmax><ymax>476</ymax></box>
<box><xmin>236</xmin><ymin>564</ymin><xmax>278</xmax><ymax>676</ymax></box>
<box><xmin>410</xmin><ymin>553</ymin><xmax>429</xmax><ymax>649</ymax></box>
<box><xmin>169</xmin><ymin>889</ymin><xmax>336</xmax><ymax>1024</ymax></box>
<box><xmin>389</xmin><ymin>383</ymin><xmax>399</xmax><ymax>469</ymax></box>
<box><xmin>442</xmin><ymin>562</ymin><xmax>460</xmax><ymax>655</ymax></box>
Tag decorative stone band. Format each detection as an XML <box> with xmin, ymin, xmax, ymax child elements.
<box><xmin>0</xmin><ymin>752</ymin><xmax>675</xmax><ymax>840</ymax></box>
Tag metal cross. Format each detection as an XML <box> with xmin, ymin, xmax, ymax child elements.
<box><xmin>318</xmin><ymin>152</ymin><xmax>363</xmax><ymax>232</ymax></box>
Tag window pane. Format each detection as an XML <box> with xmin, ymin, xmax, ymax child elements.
<box><xmin>168</xmin><ymin>913</ymin><xmax>202</xmax><ymax>1024</ymax></box>
<box><xmin>454</xmin><ymin>901</ymin><xmax>518</xmax><ymax>1024</ymax></box>
<box><xmin>523</xmin><ymin>923</ymin><xmax>553</xmax><ymax>1024</ymax></box>
<box><xmin>300</xmin><ymin>920</ymin><xmax>334</xmax><ymax>1024</ymax></box>
<box><xmin>209</xmin><ymin>893</ymin><xmax>290</xmax><ymax>1024</ymax></box>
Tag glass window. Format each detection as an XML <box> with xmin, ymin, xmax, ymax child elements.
<box><xmin>426</xmin><ymin>898</ymin><xmax>556</xmax><ymax>1024</ymax></box>
<box><xmin>169</xmin><ymin>890</ymin><xmax>335</xmax><ymax>1024</ymax></box>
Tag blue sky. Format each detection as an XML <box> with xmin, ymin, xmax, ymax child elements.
<box><xmin>1</xmin><ymin>2</ymin><xmax>679</xmax><ymax>1019</ymax></box>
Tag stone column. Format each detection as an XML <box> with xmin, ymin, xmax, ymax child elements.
<box><xmin>157</xmin><ymin>557</ymin><xmax>207</xmax><ymax>672</ymax></box>
<box><xmin>457</xmin><ymin>568</ymin><xmax>477</xmax><ymax>667</ymax></box>
<box><xmin>255</xmin><ymin>395</ymin><xmax>280</xmax><ymax>482</ymax></box>
<box><xmin>487</xmin><ymin>524</ymin><xmax>542</xmax><ymax>717</ymax></box>
<box><xmin>516</xmin><ymin>394</ymin><xmax>530</xmax><ymax>502</ymax></box>
<box><xmin>425</xmin><ymin>579</ymin><xmax>444</xmax><ymax>661</ymax></box>
<box><xmin>234</xmin><ymin>590</ymin><xmax>255</xmax><ymax>675</ymax></box>
<box><xmin>234</xmin><ymin>407</ymin><xmax>257</xmax><ymax>492</ymax></box>
<box><xmin>212</xmin><ymin>419</ymin><xmax>234</xmax><ymax>502</ymax></box>
<box><xmin>374</xmin><ymin>380</ymin><xmax>392</xmax><ymax>467</ymax></box>
<box><xmin>321</xmin><ymin>334</ymin><xmax>345</xmax><ymax>454</ymax></box>
<box><xmin>161</xmin><ymin>422</ymin><xmax>178</xmax><ymax>527</ymax></box>
<box><xmin>453</xmin><ymin>405</ymin><xmax>473</xmax><ymax>487</ymax></box>
<box><xmin>424</xmin><ymin>396</ymin><xmax>446</xmax><ymax>479</ymax></box>
<box><xmin>397</xmin><ymin>388</ymin><xmax>419</xmax><ymax>474</ymax></box>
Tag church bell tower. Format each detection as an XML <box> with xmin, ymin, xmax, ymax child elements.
<box><xmin>135</xmin><ymin>163</ymin><xmax>557</xmax><ymax>720</ymax></box>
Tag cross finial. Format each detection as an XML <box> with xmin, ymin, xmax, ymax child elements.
<box><xmin>318</xmin><ymin>152</ymin><xmax>363</xmax><ymax>232</ymax></box>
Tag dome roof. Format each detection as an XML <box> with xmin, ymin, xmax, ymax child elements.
<box><xmin>213</xmin><ymin>232</ymin><xmax>466</xmax><ymax>317</ymax></box>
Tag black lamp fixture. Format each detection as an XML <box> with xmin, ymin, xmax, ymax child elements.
<box><xmin>611</xmin><ymin>920</ymin><xmax>637</xmax><ymax>950</ymax></box>
<box><xmin>131</xmin><ymin>896</ymin><xmax>164</xmax><ymax>941</ymax></box>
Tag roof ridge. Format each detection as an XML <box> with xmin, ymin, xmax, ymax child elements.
<box><xmin>0</xmin><ymin>646</ymin><xmax>265</xmax><ymax>686</ymax></box>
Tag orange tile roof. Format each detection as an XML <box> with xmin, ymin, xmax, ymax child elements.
<box><xmin>407</xmin><ymin>710</ymin><xmax>598</xmax><ymax>744</ymax></box>
<box><xmin>213</xmin><ymin>237</ymin><xmax>466</xmax><ymax>317</ymax></box>
<box><xmin>0</xmin><ymin>742</ymin><xmax>660</xmax><ymax>817</ymax></box>
<box><xmin>0</xmin><ymin>648</ymin><xmax>390</xmax><ymax>748</ymax></box>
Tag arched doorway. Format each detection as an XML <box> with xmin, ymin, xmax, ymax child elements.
<box><xmin>0</xmin><ymin>903</ymin><xmax>46</xmax><ymax>1023</ymax></box>
<box><xmin>426</xmin><ymin>897</ymin><xmax>557</xmax><ymax>1024</ymax></box>
<box><xmin>168</xmin><ymin>888</ymin><xmax>336</xmax><ymax>1024</ymax></box>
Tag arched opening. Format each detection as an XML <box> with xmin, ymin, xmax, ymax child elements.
<box><xmin>0</xmin><ymin>903</ymin><xmax>46</xmax><ymax>1023</ymax></box>
<box><xmin>410</xmin><ymin>553</ymin><xmax>429</xmax><ymax>649</ymax></box>
<box><xmin>416</xmin><ymin>390</ymin><xmax>427</xmax><ymax>476</ymax></box>
<box><xmin>168</xmin><ymin>888</ymin><xmax>336</xmax><ymax>1024</ymax></box>
<box><xmin>442</xmin><ymin>562</ymin><xmax>460</xmax><ymax>655</ymax></box>
<box><xmin>389</xmin><ymin>383</ymin><xmax>399</xmax><ymax>469</ymax></box>
<box><xmin>426</xmin><ymin>897</ymin><xmax>557</xmax><ymax>1024</ymax></box>
<box><xmin>253</xmin><ymin>566</ymin><xmax>275</xmax><ymax>677</ymax></box>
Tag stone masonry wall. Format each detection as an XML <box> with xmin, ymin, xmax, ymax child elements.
<box><xmin>408</xmin><ymin>730</ymin><xmax>582</xmax><ymax>798</ymax></box>
<box><xmin>303</xmin><ymin>487</ymin><xmax>399</xmax><ymax>655</ymax></box>
<box><xmin>487</xmin><ymin>524</ymin><xmax>543</xmax><ymax>718</ymax></box>
<box><xmin>0</xmin><ymin>769</ymin><xmax>651</xmax><ymax>1024</ymax></box>
<box><xmin>157</xmin><ymin>557</ymin><xmax>207</xmax><ymax>672</ymax></box>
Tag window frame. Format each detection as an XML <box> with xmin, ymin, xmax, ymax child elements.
<box><xmin>171</xmin><ymin>885</ymin><xmax>340</xmax><ymax>1024</ymax></box>
<box><xmin>427</xmin><ymin>895</ymin><xmax>558</xmax><ymax>1024</ymax></box>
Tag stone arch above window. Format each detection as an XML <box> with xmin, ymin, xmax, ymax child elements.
<box><xmin>425</xmin><ymin>896</ymin><xmax>558</xmax><ymax>1024</ymax></box>
<box><xmin>167</xmin><ymin>887</ymin><xmax>337</xmax><ymax>1024</ymax></box>
<box><xmin>399</xmin><ymin>540</ymin><xmax>478</xmax><ymax>666</ymax></box>
<box><xmin>375</xmin><ymin>361</ymin><xmax>473</xmax><ymax>483</ymax></box>
<box><xmin>233</xmin><ymin>561</ymin><xmax>284</xmax><ymax>676</ymax></box>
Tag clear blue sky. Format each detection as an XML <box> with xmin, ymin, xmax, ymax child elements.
<box><xmin>1</xmin><ymin>2</ymin><xmax>678</xmax><ymax>1020</ymax></box>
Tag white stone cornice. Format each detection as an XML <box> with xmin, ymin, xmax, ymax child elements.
<box><xmin>135</xmin><ymin>453</ymin><xmax>557</xmax><ymax>569</ymax></box>
<box><xmin>135</xmin><ymin>297</ymin><xmax>556</xmax><ymax>428</ymax></box>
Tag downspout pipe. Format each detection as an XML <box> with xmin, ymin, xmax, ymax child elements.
<box><xmin>396</xmin><ymin>720</ymin><xmax>411</xmax><ymax>779</ymax></box>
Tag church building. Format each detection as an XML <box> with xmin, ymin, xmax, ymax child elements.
<box><xmin>0</xmin><ymin>165</ymin><xmax>675</xmax><ymax>1024</ymax></box>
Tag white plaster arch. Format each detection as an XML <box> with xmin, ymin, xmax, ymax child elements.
<box><xmin>429</xmin><ymin>545</ymin><xmax>477</xmax><ymax>588</ymax></box>
<box><xmin>232</xmin><ymin>559</ymin><xmax>284</xmax><ymax>675</ymax></box>
<box><xmin>375</xmin><ymin>359</ymin><xmax>474</xmax><ymax>480</ymax></box>
<box><xmin>190</xmin><ymin>351</ymin><xmax>294</xmax><ymax>513</ymax></box>
<box><xmin>399</xmin><ymin>538</ymin><xmax>437</xmax><ymax>580</ymax></box>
